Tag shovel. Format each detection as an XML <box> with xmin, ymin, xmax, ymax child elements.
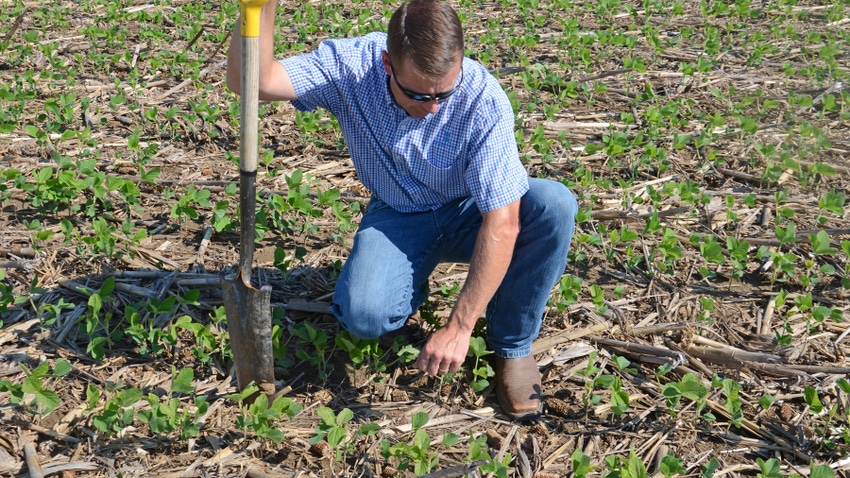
<box><xmin>220</xmin><ymin>0</ymin><xmax>274</xmax><ymax>398</ymax></box>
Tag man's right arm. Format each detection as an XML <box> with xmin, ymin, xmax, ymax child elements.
<box><xmin>226</xmin><ymin>0</ymin><xmax>297</xmax><ymax>101</ymax></box>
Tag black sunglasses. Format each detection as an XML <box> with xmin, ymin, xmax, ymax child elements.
<box><xmin>390</xmin><ymin>62</ymin><xmax>463</xmax><ymax>103</ymax></box>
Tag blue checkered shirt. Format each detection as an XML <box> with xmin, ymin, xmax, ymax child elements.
<box><xmin>280</xmin><ymin>32</ymin><xmax>528</xmax><ymax>213</ymax></box>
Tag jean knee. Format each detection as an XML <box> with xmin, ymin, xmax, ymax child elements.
<box><xmin>527</xmin><ymin>179</ymin><xmax>577</xmax><ymax>232</ymax></box>
<box><xmin>332</xmin><ymin>293</ymin><xmax>388</xmax><ymax>340</ymax></box>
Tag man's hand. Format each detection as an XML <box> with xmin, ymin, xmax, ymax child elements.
<box><xmin>413</xmin><ymin>322</ymin><xmax>472</xmax><ymax>376</ymax></box>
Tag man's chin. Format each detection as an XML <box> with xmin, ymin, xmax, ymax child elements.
<box><xmin>402</xmin><ymin>106</ymin><xmax>430</xmax><ymax>118</ymax></box>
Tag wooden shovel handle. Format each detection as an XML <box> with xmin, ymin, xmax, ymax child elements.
<box><xmin>238</xmin><ymin>0</ymin><xmax>268</xmax><ymax>280</ymax></box>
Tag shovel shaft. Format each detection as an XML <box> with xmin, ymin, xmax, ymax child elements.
<box><xmin>239</xmin><ymin>35</ymin><xmax>260</xmax><ymax>280</ymax></box>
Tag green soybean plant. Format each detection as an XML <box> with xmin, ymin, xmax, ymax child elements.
<box><xmin>661</xmin><ymin>373</ymin><xmax>710</xmax><ymax>419</ymax></box>
<box><xmin>138</xmin><ymin>367</ymin><xmax>209</xmax><ymax>439</ymax></box>
<box><xmin>467</xmin><ymin>335</ymin><xmax>494</xmax><ymax>393</ymax></box>
<box><xmin>228</xmin><ymin>383</ymin><xmax>302</xmax><ymax>443</ymax></box>
<box><xmin>381</xmin><ymin>412</ymin><xmax>448</xmax><ymax>476</ymax></box>
<box><xmin>88</xmin><ymin>384</ymin><xmax>143</xmax><ymax>437</ymax></box>
<box><xmin>312</xmin><ymin>406</ymin><xmax>381</xmax><ymax>466</ymax></box>
<box><xmin>335</xmin><ymin>330</ymin><xmax>386</xmax><ymax>380</ymax></box>
<box><xmin>0</xmin><ymin>359</ymin><xmax>71</xmax><ymax>415</ymax></box>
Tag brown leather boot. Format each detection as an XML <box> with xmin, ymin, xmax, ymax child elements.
<box><xmin>494</xmin><ymin>355</ymin><xmax>542</xmax><ymax>420</ymax></box>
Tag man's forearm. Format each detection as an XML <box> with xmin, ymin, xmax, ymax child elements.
<box><xmin>448</xmin><ymin>200</ymin><xmax>520</xmax><ymax>332</ymax></box>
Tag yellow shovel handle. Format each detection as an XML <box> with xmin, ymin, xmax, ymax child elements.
<box><xmin>240</xmin><ymin>0</ymin><xmax>269</xmax><ymax>38</ymax></box>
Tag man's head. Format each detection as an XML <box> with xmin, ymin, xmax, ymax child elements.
<box><xmin>383</xmin><ymin>0</ymin><xmax>464</xmax><ymax>117</ymax></box>
<box><xmin>386</xmin><ymin>0</ymin><xmax>464</xmax><ymax>79</ymax></box>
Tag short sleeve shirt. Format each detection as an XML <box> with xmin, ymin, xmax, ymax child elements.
<box><xmin>280</xmin><ymin>32</ymin><xmax>528</xmax><ymax>213</ymax></box>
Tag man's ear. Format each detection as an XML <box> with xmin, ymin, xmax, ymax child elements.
<box><xmin>381</xmin><ymin>51</ymin><xmax>392</xmax><ymax>76</ymax></box>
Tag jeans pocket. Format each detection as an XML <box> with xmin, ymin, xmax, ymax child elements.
<box><xmin>365</xmin><ymin>196</ymin><xmax>390</xmax><ymax>215</ymax></box>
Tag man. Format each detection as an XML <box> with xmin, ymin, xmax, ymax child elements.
<box><xmin>227</xmin><ymin>0</ymin><xmax>577</xmax><ymax>420</ymax></box>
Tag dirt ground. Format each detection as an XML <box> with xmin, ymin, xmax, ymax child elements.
<box><xmin>1</xmin><ymin>0</ymin><xmax>849</xmax><ymax>477</ymax></box>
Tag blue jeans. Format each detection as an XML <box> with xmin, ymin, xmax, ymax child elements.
<box><xmin>332</xmin><ymin>178</ymin><xmax>577</xmax><ymax>358</ymax></box>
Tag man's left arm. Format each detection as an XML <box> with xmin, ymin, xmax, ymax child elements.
<box><xmin>413</xmin><ymin>198</ymin><xmax>520</xmax><ymax>376</ymax></box>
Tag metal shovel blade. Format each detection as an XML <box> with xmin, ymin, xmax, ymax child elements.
<box><xmin>221</xmin><ymin>271</ymin><xmax>275</xmax><ymax>396</ymax></box>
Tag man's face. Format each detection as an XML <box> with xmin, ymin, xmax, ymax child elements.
<box><xmin>382</xmin><ymin>52</ymin><xmax>462</xmax><ymax>118</ymax></box>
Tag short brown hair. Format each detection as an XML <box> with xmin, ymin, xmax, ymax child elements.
<box><xmin>387</xmin><ymin>0</ymin><xmax>464</xmax><ymax>78</ymax></box>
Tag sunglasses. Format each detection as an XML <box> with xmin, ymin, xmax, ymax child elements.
<box><xmin>390</xmin><ymin>62</ymin><xmax>463</xmax><ymax>103</ymax></box>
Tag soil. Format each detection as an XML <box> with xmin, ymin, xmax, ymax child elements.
<box><xmin>1</xmin><ymin>1</ymin><xmax>849</xmax><ymax>477</ymax></box>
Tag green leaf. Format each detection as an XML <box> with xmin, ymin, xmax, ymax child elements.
<box><xmin>327</xmin><ymin>426</ymin><xmax>347</xmax><ymax>448</ymax></box>
<box><xmin>811</xmin><ymin>162</ymin><xmax>835</xmax><ymax>176</ymax></box>
<box><xmin>679</xmin><ymin>374</ymin><xmax>708</xmax><ymax>401</ymax></box>
<box><xmin>594</xmin><ymin>374</ymin><xmax>617</xmax><ymax>389</ymax></box>
<box><xmin>623</xmin><ymin>450</ymin><xmax>647</xmax><ymax>478</ymax></box>
<box><xmin>810</xmin><ymin>464</ymin><xmax>834</xmax><ymax>478</ymax></box>
<box><xmin>442</xmin><ymin>432</ymin><xmax>459</xmax><ymax>447</ymax></box>
<box><xmin>92</xmin><ymin>414</ymin><xmax>110</xmax><ymax>432</ymax></box>
<box><xmin>316</xmin><ymin>406</ymin><xmax>336</xmax><ymax>426</ymax></box>
<box><xmin>86</xmin><ymin>384</ymin><xmax>101</xmax><ymax>410</ymax></box>
<box><xmin>34</xmin><ymin>230</ymin><xmax>54</xmax><ymax>242</ymax></box>
<box><xmin>775</xmin><ymin>222</ymin><xmax>799</xmax><ymax>244</ymax></box>
<box><xmin>583</xmin><ymin>143</ymin><xmax>602</xmax><ymax>154</ymax></box>
<box><xmin>35</xmin><ymin>167</ymin><xmax>53</xmax><ymax>183</ymax></box>
<box><xmin>248</xmin><ymin>393</ymin><xmax>269</xmax><ymax>416</ymax></box>
<box><xmin>35</xmin><ymin>389</ymin><xmax>61</xmax><ymax>412</ymax></box>
<box><xmin>100</xmin><ymin>277</ymin><xmax>115</xmax><ymax>296</ymax></box>
<box><xmin>803</xmin><ymin>386</ymin><xmax>823</xmax><ymax>413</ymax></box>
<box><xmin>471</xmin><ymin>378</ymin><xmax>489</xmax><ymax>392</ymax></box>
<box><xmin>53</xmin><ymin>359</ymin><xmax>72</xmax><ymax>377</ymax></box>
<box><xmin>227</xmin><ymin>383</ymin><xmax>259</xmax><ymax>403</ymax></box>
<box><xmin>837</xmin><ymin>378</ymin><xmax>850</xmax><ymax>394</ymax></box>
<box><xmin>30</xmin><ymin>361</ymin><xmax>51</xmax><ymax>378</ymax></box>
<box><xmin>571</xmin><ymin>449</ymin><xmax>593</xmax><ymax>477</ymax></box>
<box><xmin>810</xmin><ymin>230</ymin><xmax>838</xmax><ymax>255</ymax></box>
<box><xmin>22</xmin><ymin>376</ymin><xmax>43</xmax><ymax>394</ymax></box>
<box><xmin>701</xmin><ymin>458</ymin><xmax>720</xmax><ymax>478</ymax></box>
<box><xmin>140</xmin><ymin>166</ymin><xmax>161</xmax><ymax>182</ymax></box>
<box><xmin>467</xmin><ymin>335</ymin><xmax>489</xmax><ymax>358</ymax></box>
<box><xmin>612</xmin><ymin>355</ymin><xmax>631</xmax><ymax>371</ymax></box>
<box><xmin>413</xmin><ymin>428</ymin><xmax>430</xmax><ymax>450</ymax></box>
<box><xmin>700</xmin><ymin>238</ymin><xmax>725</xmax><ymax>265</ymax></box>
<box><xmin>128</xmin><ymin>128</ymin><xmax>140</xmax><ymax>150</ymax></box>
<box><xmin>360</xmin><ymin>422</ymin><xmax>382</xmax><ymax>436</ymax></box>
<box><xmin>411</xmin><ymin>411</ymin><xmax>430</xmax><ymax>430</ymax></box>
<box><xmin>86</xmin><ymin>336</ymin><xmax>107</xmax><ymax>360</ymax></box>
<box><xmin>758</xmin><ymin>394</ymin><xmax>776</xmax><ymax>410</ymax></box>
<box><xmin>171</xmin><ymin>367</ymin><xmax>195</xmax><ymax>394</ymax></box>
<box><xmin>660</xmin><ymin>453</ymin><xmax>685</xmax><ymax>477</ymax></box>
<box><xmin>336</xmin><ymin>407</ymin><xmax>354</xmax><ymax>425</ymax></box>
<box><xmin>76</xmin><ymin>159</ymin><xmax>97</xmax><ymax>176</ymax></box>
<box><xmin>115</xmin><ymin>388</ymin><xmax>143</xmax><ymax>407</ymax></box>
<box><xmin>756</xmin><ymin>458</ymin><xmax>782</xmax><ymax>478</ymax></box>
<box><xmin>611</xmin><ymin>390</ymin><xmax>630</xmax><ymax>414</ymax></box>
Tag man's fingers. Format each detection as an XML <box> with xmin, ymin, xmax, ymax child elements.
<box><xmin>413</xmin><ymin>355</ymin><xmax>455</xmax><ymax>376</ymax></box>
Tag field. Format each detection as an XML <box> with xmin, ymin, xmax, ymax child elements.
<box><xmin>1</xmin><ymin>0</ymin><xmax>849</xmax><ymax>476</ymax></box>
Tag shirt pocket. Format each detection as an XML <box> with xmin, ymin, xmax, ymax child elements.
<box><xmin>410</xmin><ymin>154</ymin><xmax>467</xmax><ymax>196</ymax></box>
